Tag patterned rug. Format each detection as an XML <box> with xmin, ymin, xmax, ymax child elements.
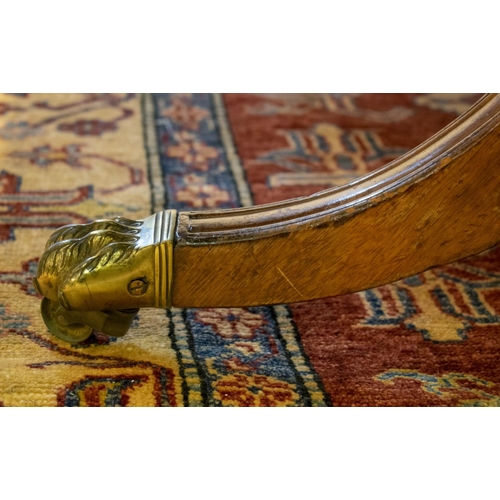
<box><xmin>2</xmin><ymin>92</ymin><xmax>499</xmax><ymax>406</ymax></box>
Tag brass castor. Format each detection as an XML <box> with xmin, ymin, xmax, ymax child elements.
<box><xmin>41</xmin><ymin>298</ymin><xmax>93</xmax><ymax>343</ymax></box>
<box><xmin>35</xmin><ymin>211</ymin><xmax>176</xmax><ymax>343</ymax></box>
<box><xmin>41</xmin><ymin>298</ymin><xmax>138</xmax><ymax>343</ymax></box>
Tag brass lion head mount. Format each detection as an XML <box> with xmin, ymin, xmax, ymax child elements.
<box><xmin>34</xmin><ymin>211</ymin><xmax>176</xmax><ymax>343</ymax></box>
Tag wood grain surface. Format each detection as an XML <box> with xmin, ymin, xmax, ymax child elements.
<box><xmin>172</xmin><ymin>94</ymin><xmax>500</xmax><ymax>307</ymax></box>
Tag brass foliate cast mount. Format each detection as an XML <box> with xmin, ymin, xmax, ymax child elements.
<box><xmin>34</xmin><ymin>210</ymin><xmax>177</xmax><ymax>343</ymax></box>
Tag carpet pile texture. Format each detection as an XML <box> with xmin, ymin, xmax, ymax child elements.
<box><xmin>2</xmin><ymin>92</ymin><xmax>499</xmax><ymax>407</ymax></box>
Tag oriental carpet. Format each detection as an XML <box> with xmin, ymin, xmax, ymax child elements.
<box><xmin>1</xmin><ymin>92</ymin><xmax>499</xmax><ymax>406</ymax></box>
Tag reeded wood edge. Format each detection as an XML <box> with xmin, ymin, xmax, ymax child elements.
<box><xmin>176</xmin><ymin>93</ymin><xmax>497</xmax><ymax>245</ymax></box>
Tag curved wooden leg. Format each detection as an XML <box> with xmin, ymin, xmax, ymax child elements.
<box><xmin>173</xmin><ymin>93</ymin><xmax>500</xmax><ymax>307</ymax></box>
<box><xmin>35</xmin><ymin>94</ymin><xmax>500</xmax><ymax>341</ymax></box>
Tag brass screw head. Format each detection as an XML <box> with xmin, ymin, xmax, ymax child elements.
<box><xmin>57</xmin><ymin>314</ymin><xmax>68</xmax><ymax>326</ymax></box>
<box><xmin>128</xmin><ymin>278</ymin><xmax>149</xmax><ymax>296</ymax></box>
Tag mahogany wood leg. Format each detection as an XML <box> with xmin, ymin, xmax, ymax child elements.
<box><xmin>35</xmin><ymin>94</ymin><xmax>500</xmax><ymax>341</ymax></box>
<box><xmin>173</xmin><ymin>93</ymin><xmax>500</xmax><ymax>307</ymax></box>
